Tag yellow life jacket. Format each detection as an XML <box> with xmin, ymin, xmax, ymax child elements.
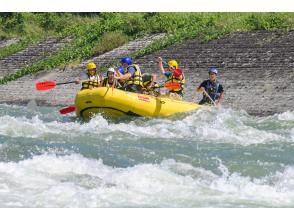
<box><xmin>102</xmin><ymin>78</ymin><xmax>121</xmax><ymax>88</ymax></box>
<box><xmin>81</xmin><ymin>75</ymin><xmax>101</xmax><ymax>90</ymax></box>
<box><xmin>166</xmin><ymin>72</ymin><xmax>185</xmax><ymax>92</ymax></box>
<box><xmin>125</xmin><ymin>64</ymin><xmax>143</xmax><ymax>87</ymax></box>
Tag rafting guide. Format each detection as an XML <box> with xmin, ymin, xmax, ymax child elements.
<box><xmin>197</xmin><ymin>67</ymin><xmax>224</xmax><ymax>106</ymax></box>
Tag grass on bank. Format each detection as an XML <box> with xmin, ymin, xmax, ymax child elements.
<box><xmin>0</xmin><ymin>12</ymin><xmax>293</xmax><ymax>85</ymax></box>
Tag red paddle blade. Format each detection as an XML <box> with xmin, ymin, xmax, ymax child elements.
<box><xmin>164</xmin><ymin>82</ymin><xmax>181</xmax><ymax>90</ymax></box>
<box><xmin>59</xmin><ymin>106</ymin><xmax>76</xmax><ymax>114</ymax></box>
<box><xmin>35</xmin><ymin>81</ymin><xmax>56</xmax><ymax>91</ymax></box>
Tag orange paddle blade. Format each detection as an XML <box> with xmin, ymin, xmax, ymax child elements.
<box><xmin>35</xmin><ymin>81</ymin><xmax>56</xmax><ymax>91</ymax></box>
<box><xmin>164</xmin><ymin>82</ymin><xmax>181</xmax><ymax>90</ymax></box>
<box><xmin>59</xmin><ymin>106</ymin><xmax>76</xmax><ymax>114</ymax></box>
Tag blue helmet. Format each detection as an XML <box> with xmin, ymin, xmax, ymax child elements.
<box><xmin>208</xmin><ymin>67</ymin><xmax>218</xmax><ymax>75</ymax></box>
<box><xmin>121</xmin><ymin>56</ymin><xmax>133</xmax><ymax>65</ymax></box>
<box><xmin>117</xmin><ymin>66</ymin><xmax>125</xmax><ymax>75</ymax></box>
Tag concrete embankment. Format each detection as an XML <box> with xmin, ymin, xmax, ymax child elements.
<box><xmin>0</xmin><ymin>31</ymin><xmax>293</xmax><ymax>116</ymax></box>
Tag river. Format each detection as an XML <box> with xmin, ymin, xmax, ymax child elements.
<box><xmin>0</xmin><ymin>103</ymin><xmax>294</xmax><ymax>207</ymax></box>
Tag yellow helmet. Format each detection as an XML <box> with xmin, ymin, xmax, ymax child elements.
<box><xmin>168</xmin><ymin>59</ymin><xmax>178</xmax><ymax>69</ymax></box>
<box><xmin>86</xmin><ymin>62</ymin><xmax>96</xmax><ymax>70</ymax></box>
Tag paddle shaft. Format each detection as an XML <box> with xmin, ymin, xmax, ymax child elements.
<box><xmin>202</xmin><ymin>89</ymin><xmax>217</xmax><ymax>106</ymax></box>
<box><xmin>56</xmin><ymin>81</ymin><xmax>77</xmax><ymax>85</ymax></box>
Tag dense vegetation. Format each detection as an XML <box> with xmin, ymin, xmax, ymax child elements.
<box><xmin>1</xmin><ymin>12</ymin><xmax>294</xmax><ymax>84</ymax></box>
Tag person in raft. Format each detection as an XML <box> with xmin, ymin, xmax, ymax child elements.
<box><xmin>157</xmin><ymin>57</ymin><xmax>185</xmax><ymax>100</ymax></box>
<box><xmin>101</xmin><ymin>67</ymin><xmax>122</xmax><ymax>89</ymax></box>
<box><xmin>75</xmin><ymin>62</ymin><xmax>103</xmax><ymax>90</ymax></box>
<box><xmin>141</xmin><ymin>73</ymin><xmax>160</xmax><ymax>96</ymax></box>
<box><xmin>196</xmin><ymin>67</ymin><xmax>224</xmax><ymax>106</ymax></box>
<box><xmin>114</xmin><ymin>56</ymin><xmax>143</xmax><ymax>93</ymax></box>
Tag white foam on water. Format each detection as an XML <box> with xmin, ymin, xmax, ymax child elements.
<box><xmin>81</xmin><ymin>108</ymin><xmax>289</xmax><ymax>146</ymax></box>
<box><xmin>1</xmin><ymin>154</ymin><xmax>294</xmax><ymax>207</ymax></box>
<box><xmin>276</xmin><ymin>111</ymin><xmax>294</xmax><ymax>121</ymax></box>
<box><xmin>0</xmin><ymin>107</ymin><xmax>291</xmax><ymax>146</ymax></box>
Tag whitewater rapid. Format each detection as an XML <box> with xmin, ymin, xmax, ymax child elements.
<box><xmin>0</xmin><ymin>104</ymin><xmax>293</xmax><ymax>207</ymax></box>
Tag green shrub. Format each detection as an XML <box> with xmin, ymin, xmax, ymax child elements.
<box><xmin>37</xmin><ymin>13</ymin><xmax>61</xmax><ymax>32</ymax></box>
<box><xmin>246</xmin><ymin>13</ymin><xmax>288</xmax><ymax>30</ymax></box>
<box><xmin>1</xmin><ymin>12</ymin><xmax>294</xmax><ymax>85</ymax></box>
<box><xmin>121</xmin><ymin>14</ymin><xmax>146</xmax><ymax>36</ymax></box>
<box><xmin>92</xmin><ymin>31</ymin><xmax>129</xmax><ymax>56</ymax></box>
<box><xmin>0</xmin><ymin>13</ymin><xmax>25</xmax><ymax>33</ymax></box>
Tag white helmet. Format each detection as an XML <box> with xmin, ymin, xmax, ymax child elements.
<box><xmin>107</xmin><ymin>67</ymin><xmax>115</xmax><ymax>73</ymax></box>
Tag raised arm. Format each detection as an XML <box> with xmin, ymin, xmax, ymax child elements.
<box><xmin>157</xmin><ymin>57</ymin><xmax>165</xmax><ymax>77</ymax></box>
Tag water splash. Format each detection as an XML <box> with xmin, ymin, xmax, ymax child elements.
<box><xmin>0</xmin><ymin>154</ymin><xmax>294</xmax><ymax>207</ymax></box>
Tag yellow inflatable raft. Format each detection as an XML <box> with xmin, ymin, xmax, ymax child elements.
<box><xmin>75</xmin><ymin>87</ymin><xmax>204</xmax><ymax>120</ymax></box>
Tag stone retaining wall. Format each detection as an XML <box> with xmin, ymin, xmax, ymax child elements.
<box><xmin>137</xmin><ymin>31</ymin><xmax>294</xmax><ymax>115</ymax></box>
<box><xmin>0</xmin><ymin>37</ymin><xmax>71</xmax><ymax>79</ymax></box>
<box><xmin>0</xmin><ymin>31</ymin><xmax>293</xmax><ymax>116</ymax></box>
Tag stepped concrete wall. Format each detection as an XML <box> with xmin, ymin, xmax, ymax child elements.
<box><xmin>0</xmin><ymin>38</ymin><xmax>19</xmax><ymax>48</ymax></box>
<box><xmin>0</xmin><ymin>37</ymin><xmax>71</xmax><ymax>79</ymax></box>
<box><xmin>0</xmin><ymin>34</ymin><xmax>166</xmax><ymax>107</ymax></box>
<box><xmin>137</xmin><ymin>31</ymin><xmax>294</xmax><ymax>116</ymax></box>
<box><xmin>0</xmin><ymin>31</ymin><xmax>293</xmax><ymax>116</ymax></box>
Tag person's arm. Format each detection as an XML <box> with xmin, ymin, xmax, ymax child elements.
<box><xmin>216</xmin><ymin>92</ymin><xmax>224</xmax><ymax>106</ymax></box>
<box><xmin>196</xmin><ymin>81</ymin><xmax>206</xmax><ymax>92</ymax></box>
<box><xmin>115</xmin><ymin>69</ymin><xmax>123</xmax><ymax>77</ymax></box>
<box><xmin>216</xmin><ymin>85</ymin><xmax>224</xmax><ymax>105</ymax></box>
<box><xmin>98</xmin><ymin>74</ymin><xmax>103</xmax><ymax>86</ymax></box>
<box><xmin>157</xmin><ymin>57</ymin><xmax>165</xmax><ymax>77</ymax></box>
<box><xmin>75</xmin><ymin>73</ymin><xmax>88</xmax><ymax>84</ymax></box>
<box><xmin>146</xmin><ymin>73</ymin><xmax>157</xmax><ymax>89</ymax></box>
<box><xmin>115</xmin><ymin>73</ymin><xmax>131</xmax><ymax>81</ymax></box>
<box><xmin>116</xmin><ymin>66</ymin><xmax>136</xmax><ymax>81</ymax></box>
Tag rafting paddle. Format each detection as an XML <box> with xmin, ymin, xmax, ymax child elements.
<box><xmin>59</xmin><ymin>105</ymin><xmax>76</xmax><ymax>114</ymax></box>
<box><xmin>161</xmin><ymin>82</ymin><xmax>181</xmax><ymax>90</ymax></box>
<box><xmin>35</xmin><ymin>80</ymin><xmax>77</xmax><ymax>91</ymax></box>
<box><xmin>201</xmin><ymin>89</ymin><xmax>217</xmax><ymax>106</ymax></box>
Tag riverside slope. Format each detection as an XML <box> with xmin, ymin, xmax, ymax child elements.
<box><xmin>0</xmin><ymin>31</ymin><xmax>293</xmax><ymax>116</ymax></box>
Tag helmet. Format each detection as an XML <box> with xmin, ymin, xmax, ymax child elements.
<box><xmin>87</xmin><ymin>62</ymin><xmax>96</xmax><ymax>70</ymax></box>
<box><xmin>208</xmin><ymin>67</ymin><xmax>218</xmax><ymax>75</ymax></box>
<box><xmin>117</xmin><ymin>66</ymin><xmax>125</xmax><ymax>75</ymax></box>
<box><xmin>120</xmin><ymin>57</ymin><xmax>133</xmax><ymax>65</ymax></box>
<box><xmin>168</xmin><ymin>59</ymin><xmax>178</xmax><ymax>69</ymax></box>
<box><xmin>107</xmin><ymin>67</ymin><xmax>115</xmax><ymax>73</ymax></box>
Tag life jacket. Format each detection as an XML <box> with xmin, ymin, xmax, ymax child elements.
<box><xmin>142</xmin><ymin>74</ymin><xmax>159</xmax><ymax>90</ymax></box>
<box><xmin>143</xmin><ymin>78</ymin><xmax>151</xmax><ymax>87</ymax></box>
<box><xmin>81</xmin><ymin>74</ymin><xmax>101</xmax><ymax>90</ymax></box>
<box><xmin>102</xmin><ymin>77</ymin><xmax>121</xmax><ymax>88</ymax></box>
<box><xmin>125</xmin><ymin>64</ymin><xmax>143</xmax><ymax>87</ymax></box>
<box><xmin>204</xmin><ymin>80</ymin><xmax>221</xmax><ymax>102</ymax></box>
<box><xmin>165</xmin><ymin>71</ymin><xmax>185</xmax><ymax>92</ymax></box>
